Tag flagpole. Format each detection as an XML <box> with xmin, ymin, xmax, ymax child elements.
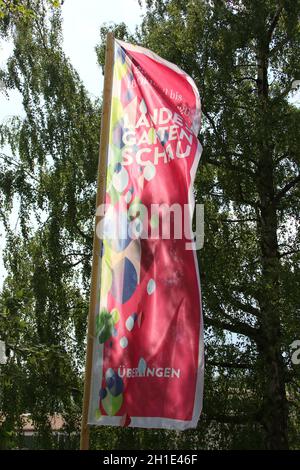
<box><xmin>80</xmin><ymin>32</ymin><xmax>115</xmax><ymax>451</ymax></box>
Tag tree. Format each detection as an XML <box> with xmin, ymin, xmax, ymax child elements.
<box><xmin>0</xmin><ymin>0</ymin><xmax>98</xmax><ymax>448</ymax></box>
<box><xmin>133</xmin><ymin>0</ymin><xmax>300</xmax><ymax>449</ymax></box>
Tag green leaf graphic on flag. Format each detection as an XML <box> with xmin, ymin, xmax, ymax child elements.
<box><xmin>96</xmin><ymin>309</ymin><xmax>114</xmax><ymax>343</ymax></box>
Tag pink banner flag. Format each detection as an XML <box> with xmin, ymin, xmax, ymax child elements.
<box><xmin>88</xmin><ymin>39</ymin><xmax>204</xmax><ymax>430</ymax></box>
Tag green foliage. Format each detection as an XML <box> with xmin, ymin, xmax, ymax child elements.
<box><xmin>135</xmin><ymin>0</ymin><xmax>300</xmax><ymax>450</ymax></box>
<box><xmin>0</xmin><ymin>0</ymin><xmax>97</xmax><ymax>449</ymax></box>
<box><xmin>95</xmin><ymin>22</ymin><xmax>136</xmax><ymax>70</ymax></box>
<box><xmin>0</xmin><ymin>0</ymin><xmax>63</xmax><ymax>37</ymax></box>
<box><xmin>96</xmin><ymin>309</ymin><xmax>114</xmax><ymax>343</ymax></box>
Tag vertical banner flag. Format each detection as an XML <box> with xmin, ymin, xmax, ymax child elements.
<box><xmin>88</xmin><ymin>39</ymin><xmax>204</xmax><ymax>430</ymax></box>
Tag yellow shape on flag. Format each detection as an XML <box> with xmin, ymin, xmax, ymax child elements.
<box><xmin>100</xmin><ymin>258</ymin><xmax>113</xmax><ymax>297</ymax></box>
<box><xmin>110</xmin><ymin>97</ymin><xmax>124</xmax><ymax>130</ymax></box>
<box><xmin>115</xmin><ymin>59</ymin><xmax>128</xmax><ymax>81</ymax></box>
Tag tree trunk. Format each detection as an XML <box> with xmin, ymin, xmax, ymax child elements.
<box><xmin>256</xmin><ymin>192</ymin><xmax>289</xmax><ymax>449</ymax></box>
<box><xmin>256</xmin><ymin>43</ymin><xmax>289</xmax><ymax>450</ymax></box>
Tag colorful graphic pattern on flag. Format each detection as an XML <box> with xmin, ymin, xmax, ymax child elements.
<box><xmin>88</xmin><ymin>39</ymin><xmax>204</xmax><ymax>430</ymax></box>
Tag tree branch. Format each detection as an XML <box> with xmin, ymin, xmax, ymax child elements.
<box><xmin>205</xmin><ymin>315</ymin><xmax>259</xmax><ymax>340</ymax></box>
<box><xmin>206</xmin><ymin>411</ymin><xmax>258</xmax><ymax>425</ymax></box>
<box><xmin>205</xmin><ymin>156</ymin><xmax>254</xmax><ymax>177</ymax></box>
<box><xmin>206</xmin><ymin>360</ymin><xmax>253</xmax><ymax>369</ymax></box>
<box><xmin>210</xmin><ymin>218</ymin><xmax>257</xmax><ymax>223</ymax></box>
<box><xmin>228</xmin><ymin>295</ymin><xmax>261</xmax><ymax>318</ymax></box>
<box><xmin>279</xmin><ymin>248</ymin><xmax>300</xmax><ymax>259</ymax></box>
<box><xmin>274</xmin><ymin>174</ymin><xmax>300</xmax><ymax>203</ymax></box>
<box><xmin>0</xmin><ymin>152</ymin><xmax>39</xmax><ymax>183</ymax></box>
<box><xmin>267</xmin><ymin>3</ymin><xmax>284</xmax><ymax>45</ymax></box>
<box><xmin>74</xmin><ymin>223</ymin><xmax>93</xmax><ymax>244</ymax></box>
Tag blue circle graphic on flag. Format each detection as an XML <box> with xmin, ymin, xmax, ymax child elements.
<box><xmin>111</xmin><ymin>257</ymin><xmax>138</xmax><ymax>304</ymax></box>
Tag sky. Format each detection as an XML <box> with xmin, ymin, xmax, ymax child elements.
<box><xmin>62</xmin><ymin>0</ymin><xmax>144</xmax><ymax>97</ymax></box>
<box><xmin>0</xmin><ymin>0</ymin><xmax>145</xmax><ymax>286</ymax></box>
